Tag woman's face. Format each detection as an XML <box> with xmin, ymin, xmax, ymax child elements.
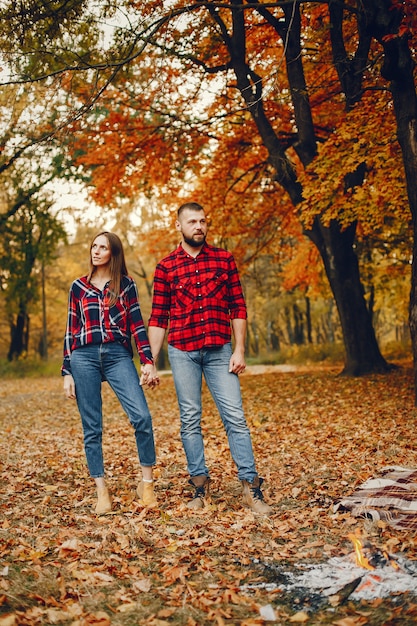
<box><xmin>91</xmin><ymin>235</ymin><xmax>111</xmax><ymax>269</ymax></box>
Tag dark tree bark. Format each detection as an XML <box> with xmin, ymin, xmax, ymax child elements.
<box><xmin>293</xmin><ymin>303</ymin><xmax>305</xmax><ymax>345</ymax></box>
<box><xmin>305</xmin><ymin>296</ymin><xmax>312</xmax><ymax>345</ymax></box>
<box><xmin>308</xmin><ymin>219</ymin><xmax>390</xmax><ymax>374</ymax></box>
<box><xmin>362</xmin><ymin>0</ymin><xmax>417</xmax><ymax>399</ymax></box>
<box><xmin>8</xmin><ymin>307</ymin><xmax>29</xmax><ymax>361</ymax></box>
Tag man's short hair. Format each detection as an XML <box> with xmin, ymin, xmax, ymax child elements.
<box><xmin>178</xmin><ymin>202</ymin><xmax>204</xmax><ymax>218</ymax></box>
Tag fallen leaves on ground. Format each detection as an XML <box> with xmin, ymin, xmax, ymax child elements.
<box><xmin>1</xmin><ymin>361</ymin><xmax>417</xmax><ymax>624</ymax></box>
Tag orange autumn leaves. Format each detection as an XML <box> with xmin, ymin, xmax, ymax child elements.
<box><xmin>2</xmin><ymin>362</ymin><xmax>417</xmax><ymax>624</ymax></box>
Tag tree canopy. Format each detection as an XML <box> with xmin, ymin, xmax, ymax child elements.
<box><xmin>0</xmin><ymin>1</ymin><xmax>416</xmax><ymax>388</ymax></box>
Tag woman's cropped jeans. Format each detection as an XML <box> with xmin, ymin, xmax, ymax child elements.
<box><xmin>70</xmin><ymin>343</ymin><xmax>156</xmax><ymax>478</ymax></box>
<box><xmin>168</xmin><ymin>342</ymin><xmax>257</xmax><ymax>483</ymax></box>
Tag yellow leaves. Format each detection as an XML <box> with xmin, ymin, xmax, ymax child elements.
<box><xmin>300</xmin><ymin>90</ymin><xmax>409</xmax><ymax>235</ymax></box>
<box><xmin>289</xmin><ymin>611</ymin><xmax>310</xmax><ymax>622</ymax></box>
<box><xmin>166</xmin><ymin>540</ymin><xmax>179</xmax><ymax>552</ymax></box>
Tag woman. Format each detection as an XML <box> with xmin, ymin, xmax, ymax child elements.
<box><xmin>62</xmin><ymin>231</ymin><xmax>159</xmax><ymax>514</ymax></box>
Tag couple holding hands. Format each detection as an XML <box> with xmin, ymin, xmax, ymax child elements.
<box><xmin>62</xmin><ymin>202</ymin><xmax>271</xmax><ymax>517</ymax></box>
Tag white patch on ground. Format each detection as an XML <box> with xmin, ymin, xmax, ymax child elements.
<box><xmin>247</xmin><ymin>553</ymin><xmax>417</xmax><ymax>601</ymax></box>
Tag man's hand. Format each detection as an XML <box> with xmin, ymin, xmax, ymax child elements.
<box><xmin>140</xmin><ymin>363</ymin><xmax>160</xmax><ymax>389</ymax></box>
<box><xmin>229</xmin><ymin>349</ymin><xmax>246</xmax><ymax>375</ymax></box>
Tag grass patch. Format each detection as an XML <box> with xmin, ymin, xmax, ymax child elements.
<box><xmin>246</xmin><ymin>340</ymin><xmax>411</xmax><ymax>368</ymax></box>
<box><xmin>246</xmin><ymin>342</ymin><xmax>346</xmax><ymax>367</ymax></box>
<box><xmin>0</xmin><ymin>357</ymin><xmax>62</xmax><ymax>379</ymax></box>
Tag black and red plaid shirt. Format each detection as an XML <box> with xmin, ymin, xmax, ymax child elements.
<box><xmin>149</xmin><ymin>243</ymin><xmax>247</xmax><ymax>350</ymax></box>
<box><xmin>62</xmin><ymin>275</ymin><xmax>153</xmax><ymax>375</ymax></box>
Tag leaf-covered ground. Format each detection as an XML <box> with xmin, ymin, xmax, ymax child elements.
<box><xmin>2</xmin><ymin>361</ymin><xmax>417</xmax><ymax>625</ymax></box>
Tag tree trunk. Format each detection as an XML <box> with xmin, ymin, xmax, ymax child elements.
<box><xmin>40</xmin><ymin>261</ymin><xmax>48</xmax><ymax>360</ymax></box>
<box><xmin>307</xmin><ymin>219</ymin><xmax>390</xmax><ymax>375</ymax></box>
<box><xmin>8</xmin><ymin>308</ymin><xmax>29</xmax><ymax>361</ymax></box>
<box><xmin>293</xmin><ymin>303</ymin><xmax>305</xmax><ymax>345</ymax></box>
<box><xmin>387</xmin><ymin>43</ymin><xmax>417</xmax><ymax>401</ymax></box>
<box><xmin>362</xmin><ymin>0</ymin><xmax>417</xmax><ymax>398</ymax></box>
<box><xmin>305</xmin><ymin>296</ymin><xmax>312</xmax><ymax>344</ymax></box>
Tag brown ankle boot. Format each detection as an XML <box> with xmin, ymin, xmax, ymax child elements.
<box><xmin>137</xmin><ymin>480</ymin><xmax>158</xmax><ymax>508</ymax></box>
<box><xmin>241</xmin><ymin>477</ymin><xmax>272</xmax><ymax>516</ymax></box>
<box><xmin>187</xmin><ymin>476</ymin><xmax>210</xmax><ymax>510</ymax></box>
<box><xmin>95</xmin><ymin>486</ymin><xmax>112</xmax><ymax>515</ymax></box>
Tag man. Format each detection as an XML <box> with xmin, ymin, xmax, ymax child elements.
<box><xmin>148</xmin><ymin>202</ymin><xmax>272</xmax><ymax>515</ymax></box>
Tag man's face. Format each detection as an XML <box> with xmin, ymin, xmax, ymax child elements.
<box><xmin>176</xmin><ymin>209</ymin><xmax>208</xmax><ymax>248</ymax></box>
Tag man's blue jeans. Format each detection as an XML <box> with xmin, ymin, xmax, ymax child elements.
<box><xmin>70</xmin><ymin>343</ymin><xmax>156</xmax><ymax>477</ymax></box>
<box><xmin>168</xmin><ymin>343</ymin><xmax>257</xmax><ymax>482</ymax></box>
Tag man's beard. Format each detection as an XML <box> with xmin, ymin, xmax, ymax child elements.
<box><xmin>183</xmin><ymin>233</ymin><xmax>206</xmax><ymax>248</ymax></box>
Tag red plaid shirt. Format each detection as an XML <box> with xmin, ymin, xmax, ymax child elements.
<box><xmin>149</xmin><ymin>243</ymin><xmax>247</xmax><ymax>350</ymax></box>
<box><xmin>62</xmin><ymin>275</ymin><xmax>153</xmax><ymax>375</ymax></box>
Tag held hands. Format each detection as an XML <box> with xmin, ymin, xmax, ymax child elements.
<box><xmin>140</xmin><ymin>363</ymin><xmax>160</xmax><ymax>389</ymax></box>
<box><xmin>63</xmin><ymin>365</ymin><xmax>160</xmax><ymax>399</ymax></box>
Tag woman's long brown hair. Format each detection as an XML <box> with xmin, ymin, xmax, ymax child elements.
<box><xmin>87</xmin><ymin>232</ymin><xmax>128</xmax><ymax>306</ymax></box>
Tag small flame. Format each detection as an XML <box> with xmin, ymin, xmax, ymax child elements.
<box><xmin>382</xmin><ymin>550</ymin><xmax>401</xmax><ymax>571</ymax></box>
<box><xmin>347</xmin><ymin>533</ymin><xmax>375</xmax><ymax>570</ymax></box>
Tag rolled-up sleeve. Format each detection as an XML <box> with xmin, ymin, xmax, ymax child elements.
<box><xmin>148</xmin><ymin>264</ymin><xmax>171</xmax><ymax>330</ymax></box>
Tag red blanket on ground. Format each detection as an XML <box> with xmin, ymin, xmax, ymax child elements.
<box><xmin>334</xmin><ymin>466</ymin><xmax>417</xmax><ymax>530</ymax></box>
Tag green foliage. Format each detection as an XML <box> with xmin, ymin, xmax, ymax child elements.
<box><xmin>0</xmin><ymin>189</ymin><xmax>67</xmax><ymax>359</ymax></box>
<box><xmin>246</xmin><ymin>343</ymin><xmax>346</xmax><ymax>367</ymax></box>
<box><xmin>1</xmin><ymin>197</ymin><xmax>67</xmax><ymax>311</ymax></box>
<box><xmin>0</xmin><ymin>0</ymin><xmax>102</xmax><ymax>78</ymax></box>
<box><xmin>0</xmin><ymin>356</ymin><xmax>62</xmax><ymax>378</ymax></box>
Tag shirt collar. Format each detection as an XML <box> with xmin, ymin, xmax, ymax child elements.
<box><xmin>177</xmin><ymin>242</ymin><xmax>210</xmax><ymax>258</ymax></box>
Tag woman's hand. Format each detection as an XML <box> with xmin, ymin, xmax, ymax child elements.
<box><xmin>140</xmin><ymin>363</ymin><xmax>160</xmax><ymax>389</ymax></box>
<box><xmin>63</xmin><ymin>374</ymin><xmax>76</xmax><ymax>399</ymax></box>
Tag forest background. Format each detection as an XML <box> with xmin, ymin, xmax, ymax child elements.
<box><xmin>0</xmin><ymin>0</ymin><xmax>416</xmax><ymax>379</ymax></box>
<box><xmin>2</xmin><ymin>3</ymin><xmax>417</xmax><ymax>625</ymax></box>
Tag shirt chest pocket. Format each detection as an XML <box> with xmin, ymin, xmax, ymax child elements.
<box><xmin>202</xmin><ymin>271</ymin><xmax>229</xmax><ymax>299</ymax></box>
<box><xmin>172</xmin><ymin>277</ymin><xmax>195</xmax><ymax>308</ymax></box>
<box><xmin>172</xmin><ymin>271</ymin><xmax>229</xmax><ymax>308</ymax></box>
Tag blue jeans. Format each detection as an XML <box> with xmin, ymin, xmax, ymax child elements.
<box><xmin>168</xmin><ymin>343</ymin><xmax>257</xmax><ymax>482</ymax></box>
<box><xmin>70</xmin><ymin>343</ymin><xmax>156</xmax><ymax>478</ymax></box>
